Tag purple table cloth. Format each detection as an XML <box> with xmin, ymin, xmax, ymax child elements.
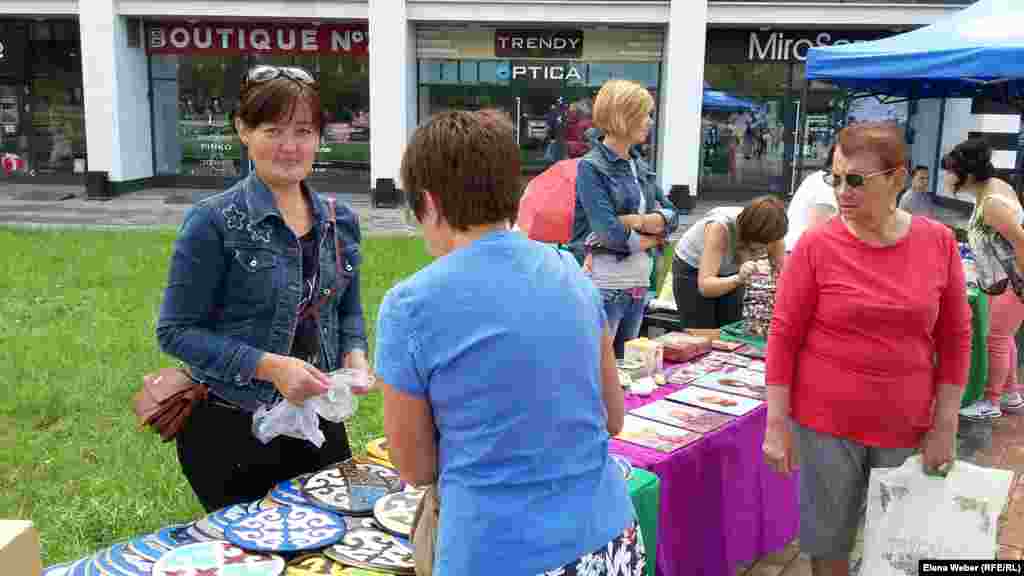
<box><xmin>609</xmin><ymin>364</ymin><xmax>800</xmax><ymax>576</ymax></box>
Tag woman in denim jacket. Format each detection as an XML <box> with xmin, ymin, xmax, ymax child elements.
<box><xmin>157</xmin><ymin>66</ymin><xmax>368</xmax><ymax>512</ymax></box>
<box><xmin>570</xmin><ymin>79</ymin><xmax>679</xmax><ymax>357</ymax></box>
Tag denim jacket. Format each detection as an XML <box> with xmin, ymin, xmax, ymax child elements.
<box><xmin>156</xmin><ymin>173</ymin><xmax>367</xmax><ymax>412</ymax></box>
<box><xmin>570</xmin><ymin>139</ymin><xmax>679</xmax><ymax>263</ymax></box>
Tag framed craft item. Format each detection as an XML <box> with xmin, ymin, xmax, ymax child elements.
<box><xmin>689</xmin><ymin>369</ymin><xmax>766</xmax><ymax>400</ymax></box>
<box><xmin>666</xmin><ymin>386</ymin><xmax>763</xmax><ymax>416</ymax></box>
<box><xmin>615</xmin><ymin>415</ymin><xmax>701</xmax><ymax>453</ymax></box>
<box><xmin>151</xmin><ymin>541</ymin><xmax>286</xmax><ymax>576</ymax></box>
<box><xmin>303</xmin><ymin>460</ymin><xmax>403</xmax><ymax>515</ymax></box>
<box><xmin>667</xmin><ymin>357</ymin><xmax>728</xmax><ymax>385</ymax></box>
<box><xmin>711</xmin><ymin>340</ymin><xmax>744</xmax><ymax>352</ymax></box>
<box><xmin>324</xmin><ymin>527</ymin><xmax>416</xmax><ymax>574</ymax></box>
<box><xmin>630</xmin><ymin>399</ymin><xmax>735</xmax><ymax>434</ymax></box>
<box><xmin>224</xmin><ymin>505</ymin><xmax>347</xmax><ymax>553</ymax></box>
<box><xmin>372</xmin><ymin>489</ymin><xmax>423</xmax><ymax>538</ymax></box>
<box><xmin>735</xmin><ymin>344</ymin><xmax>766</xmax><ymax>359</ymax></box>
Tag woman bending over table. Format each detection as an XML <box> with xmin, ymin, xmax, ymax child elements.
<box><xmin>948</xmin><ymin>138</ymin><xmax>1024</xmax><ymax>421</ymax></box>
<box><xmin>672</xmin><ymin>196</ymin><xmax>787</xmax><ymax>328</ymax></box>
<box><xmin>157</xmin><ymin>66</ymin><xmax>367</xmax><ymax>512</ymax></box>
<box><xmin>376</xmin><ymin>110</ymin><xmax>642</xmax><ymax>576</ymax></box>
<box><xmin>763</xmin><ymin>122</ymin><xmax>972</xmax><ymax>576</ymax></box>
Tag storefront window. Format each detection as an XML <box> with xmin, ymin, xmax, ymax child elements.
<box><xmin>418</xmin><ymin>58</ymin><xmax>660</xmax><ymax>172</ymax></box>
<box><xmin>0</xmin><ymin>19</ymin><xmax>85</xmax><ymax>178</ymax></box>
<box><xmin>148</xmin><ymin>21</ymin><xmax>370</xmax><ymax>186</ymax></box>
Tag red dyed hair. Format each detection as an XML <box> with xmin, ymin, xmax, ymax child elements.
<box><xmin>836</xmin><ymin>122</ymin><xmax>907</xmax><ymax>172</ymax></box>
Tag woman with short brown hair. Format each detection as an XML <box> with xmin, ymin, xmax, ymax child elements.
<box><xmin>157</xmin><ymin>66</ymin><xmax>366</xmax><ymax>511</ymax></box>
<box><xmin>671</xmin><ymin>195</ymin><xmax>788</xmax><ymax>328</ymax></box>
<box><xmin>764</xmin><ymin>122</ymin><xmax>971</xmax><ymax>576</ymax></box>
<box><xmin>378</xmin><ymin>110</ymin><xmax>643</xmax><ymax>576</ymax></box>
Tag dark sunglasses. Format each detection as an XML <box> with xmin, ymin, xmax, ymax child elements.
<box><xmin>822</xmin><ymin>167</ymin><xmax>900</xmax><ymax>189</ymax></box>
<box><xmin>244</xmin><ymin>65</ymin><xmax>316</xmax><ymax>87</ymax></box>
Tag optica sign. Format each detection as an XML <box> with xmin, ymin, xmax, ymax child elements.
<box><xmin>146</xmin><ymin>22</ymin><xmax>368</xmax><ymax>55</ymax></box>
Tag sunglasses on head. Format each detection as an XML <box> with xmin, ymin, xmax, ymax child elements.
<box><xmin>244</xmin><ymin>65</ymin><xmax>316</xmax><ymax>87</ymax></box>
<box><xmin>822</xmin><ymin>167</ymin><xmax>901</xmax><ymax>189</ymax></box>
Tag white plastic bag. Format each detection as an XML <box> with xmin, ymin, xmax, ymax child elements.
<box><xmin>861</xmin><ymin>454</ymin><xmax>1015</xmax><ymax>575</ymax></box>
<box><xmin>251</xmin><ymin>369</ymin><xmax>370</xmax><ymax>447</ymax></box>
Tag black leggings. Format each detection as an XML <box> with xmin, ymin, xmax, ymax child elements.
<box><xmin>672</xmin><ymin>255</ymin><xmax>744</xmax><ymax>329</ymax></box>
<box><xmin>175</xmin><ymin>397</ymin><xmax>352</xmax><ymax>512</ymax></box>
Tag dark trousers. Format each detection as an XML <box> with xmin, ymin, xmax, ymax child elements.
<box><xmin>175</xmin><ymin>397</ymin><xmax>353</xmax><ymax>512</ymax></box>
<box><xmin>672</xmin><ymin>255</ymin><xmax>743</xmax><ymax>329</ymax></box>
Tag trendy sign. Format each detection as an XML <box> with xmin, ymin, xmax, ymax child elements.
<box><xmin>146</xmin><ymin>23</ymin><xmax>369</xmax><ymax>55</ymax></box>
<box><xmin>495</xmin><ymin>29</ymin><xmax>583</xmax><ymax>58</ymax></box>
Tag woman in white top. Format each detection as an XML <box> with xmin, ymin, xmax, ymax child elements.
<box><xmin>784</xmin><ymin>145</ymin><xmax>838</xmax><ymax>252</ymax></box>
<box><xmin>950</xmin><ymin>139</ymin><xmax>1024</xmax><ymax>420</ymax></box>
<box><xmin>672</xmin><ymin>196</ymin><xmax>787</xmax><ymax>329</ymax></box>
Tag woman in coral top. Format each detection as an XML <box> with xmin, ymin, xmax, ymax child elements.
<box><xmin>763</xmin><ymin>122</ymin><xmax>972</xmax><ymax>576</ymax></box>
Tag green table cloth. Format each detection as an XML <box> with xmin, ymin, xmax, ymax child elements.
<box><xmin>628</xmin><ymin>468</ymin><xmax>660</xmax><ymax>576</ymax></box>
<box><xmin>719</xmin><ymin>288</ymin><xmax>990</xmax><ymax>408</ymax></box>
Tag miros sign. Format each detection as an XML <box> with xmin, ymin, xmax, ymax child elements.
<box><xmin>147</xmin><ymin>22</ymin><xmax>368</xmax><ymax>55</ymax></box>
<box><xmin>747</xmin><ymin>31</ymin><xmax>863</xmax><ymax>62</ymax></box>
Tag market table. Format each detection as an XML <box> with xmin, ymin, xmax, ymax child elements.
<box><xmin>610</xmin><ymin>371</ymin><xmax>799</xmax><ymax>576</ymax></box>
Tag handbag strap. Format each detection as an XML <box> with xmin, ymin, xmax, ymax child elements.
<box><xmin>298</xmin><ymin>196</ymin><xmax>346</xmax><ymax>322</ymax></box>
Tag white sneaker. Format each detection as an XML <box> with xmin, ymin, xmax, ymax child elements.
<box><xmin>959</xmin><ymin>399</ymin><xmax>1002</xmax><ymax>421</ymax></box>
<box><xmin>1000</xmin><ymin>392</ymin><xmax>1024</xmax><ymax>413</ymax></box>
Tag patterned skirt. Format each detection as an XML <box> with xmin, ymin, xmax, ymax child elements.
<box><xmin>537</xmin><ymin>521</ymin><xmax>646</xmax><ymax>576</ymax></box>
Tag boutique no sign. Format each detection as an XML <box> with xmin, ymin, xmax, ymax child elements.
<box><xmin>147</xmin><ymin>23</ymin><xmax>369</xmax><ymax>55</ymax></box>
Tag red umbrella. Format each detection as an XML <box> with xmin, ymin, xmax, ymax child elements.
<box><xmin>516</xmin><ymin>158</ymin><xmax>580</xmax><ymax>244</ymax></box>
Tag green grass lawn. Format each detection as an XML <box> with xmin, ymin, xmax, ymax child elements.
<box><xmin>0</xmin><ymin>227</ymin><xmax>432</xmax><ymax>566</ymax></box>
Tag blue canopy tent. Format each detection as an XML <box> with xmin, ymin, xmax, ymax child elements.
<box><xmin>806</xmin><ymin>0</ymin><xmax>1024</xmax><ymax>100</ymax></box>
<box><xmin>806</xmin><ymin>0</ymin><xmax>1024</xmax><ymax>189</ymax></box>
<box><xmin>703</xmin><ymin>88</ymin><xmax>759</xmax><ymax>112</ymax></box>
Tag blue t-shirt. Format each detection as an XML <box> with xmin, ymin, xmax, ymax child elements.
<box><xmin>375</xmin><ymin>230</ymin><xmax>635</xmax><ymax>575</ymax></box>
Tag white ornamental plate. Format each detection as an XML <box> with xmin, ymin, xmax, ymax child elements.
<box><xmin>224</xmin><ymin>505</ymin><xmax>347</xmax><ymax>553</ymax></box>
<box><xmin>324</xmin><ymin>527</ymin><xmax>415</xmax><ymax>574</ymax></box>
<box><xmin>302</xmin><ymin>460</ymin><xmax>402</xmax><ymax>515</ymax></box>
<box><xmin>151</xmin><ymin>541</ymin><xmax>285</xmax><ymax>576</ymax></box>
<box><xmin>372</xmin><ymin>490</ymin><xmax>423</xmax><ymax>538</ymax></box>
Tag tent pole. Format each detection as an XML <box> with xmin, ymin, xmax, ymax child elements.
<box><xmin>933</xmin><ymin>97</ymin><xmax>947</xmax><ymax>198</ymax></box>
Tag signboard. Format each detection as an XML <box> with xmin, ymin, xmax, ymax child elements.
<box><xmin>495</xmin><ymin>29</ymin><xmax>583</xmax><ymax>58</ymax></box>
<box><xmin>498</xmin><ymin>60</ymin><xmax>586</xmax><ymax>87</ymax></box>
<box><xmin>146</xmin><ymin>22</ymin><xmax>368</xmax><ymax>55</ymax></box>
<box><xmin>706</xmin><ymin>29</ymin><xmax>891</xmax><ymax>64</ymax></box>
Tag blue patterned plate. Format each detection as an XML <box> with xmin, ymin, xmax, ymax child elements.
<box><xmin>95</xmin><ymin>545</ymin><xmax>138</xmax><ymax>576</ymax></box>
<box><xmin>155</xmin><ymin>524</ymin><xmax>200</xmax><ymax>549</ymax></box>
<box><xmin>66</xmin><ymin>556</ymin><xmax>91</xmax><ymax>576</ymax></box>
<box><xmin>225</xmin><ymin>504</ymin><xmax>347</xmax><ymax>553</ymax></box>
<box><xmin>151</xmin><ymin>540</ymin><xmax>285</xmax><ymax>576</ymax></box>
<box><xmin>125</xmin><ymin>533</ymin><xmax>172</xmax><ymax>562</ymax></box>
<box><xmin>323</xmin><ymin>527</ymin><xmax>414</xmax><ymax>574</ymax></box>
<box><xmin>269</xmin><ymin>474</ymin><xmax>315</xmax><ymax>507</ymax></box>
<box><xmin>302</xmin><ymin>461</ymin><xmax>403</xmax><ymax>515</ymax></box>
<box><xmin>106</xmin><ymin>543</ymin><xmax>154</xmax><ymax>576</ymax></box>
<box><xmin>42</xmin><ymin>561</ymin><xmax>73</xmax><ymax>576</ymax></box>
<box><xmin>208</xmin><ymin>502</ymin><xmax>253</xmax><ymax>533</ymax></box>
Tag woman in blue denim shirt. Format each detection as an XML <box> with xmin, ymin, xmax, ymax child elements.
<box><xmin>156</xmin><ymin>66</ymin><xmax>368</xmax><ymax>512</ymax></box>
<box><xmin>571</xmin><ymin>79</ymin><xmax>680</xmax><ymax>358</ymax></box>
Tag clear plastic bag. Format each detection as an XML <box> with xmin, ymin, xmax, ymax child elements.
<box><xmin>251</xmin><ymin>369</ymin><xmax>371</xmax><ymax>447</ymax></box>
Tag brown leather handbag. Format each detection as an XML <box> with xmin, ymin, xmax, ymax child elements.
<box><xmin>133</xmin><ymin>368</ymin><xmax>208</xmax><ymax>442</ymax></box>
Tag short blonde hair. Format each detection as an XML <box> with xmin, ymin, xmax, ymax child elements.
<box><xmin>592</xmin><ymin>79</ymin><xmax>654</xmax><ymax>137</ymax></box>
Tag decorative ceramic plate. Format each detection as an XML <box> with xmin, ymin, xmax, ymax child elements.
<box><xmin>194</xmin><ymin>516</ymin><xmax>226</xmax><ymax>541</ymax></box>
<box><xmin>365</xmin><ymin>438</ymin><xmax>390</xmax><ymax>463</ymax></box>
<box><xmin>106</xmin><ymin>543</ymin><xmax>155</xmax><ymax>576</ymax></box>
<box><xmin>185</xmin><ymin>522</ymin><xmax>219</xmax><ymax>542</ymax></box>
<box><xmin>225</xmin><ymin>505</ymin><xmax>347</xmax><ymax>553</ymax></box>
<box><xmin>324</xmin><ymin>527</ymin><xmax>415</xmax><ymax>574</ymax></box>
<box><xmin>344</xmin><ymin>515</ymin><xmax>383</xmax><ymax>532</ymax></box>
<box><xmin>151</xmin><ymin>541</ymin><xmax>285</xmax><ymax>576</ymax></box>
<box><xmin>42</xmin><ymin>562</ymin><xmax>73</xmax><ymax>576</ymax></box>
<box><xmin>155</xmin><ymin>524</ymin><xmax>201</xmax><ymax>549</ymax></box>
<box><xmin>372</xmin><ymin>490</ymin><xmax>422</xmax><ymax>538</ymax></box>
<box><xmin>611</xmin><ymin>454</ymin><xmax>634</xmax><ymax>481</ymax></box>
<box><xmin>125</xmin><ymin>533</ymin><xmax>172</xmax><ymax>562</ymax></box>
<box><xmin>268</xmin><ymin>474</ymin><xmax>315</xmax><ymax>507</ymax></box>
<box><xmin>209</xmin><ymin>503</ymin><xmax>254</xmax><ymax>532</ymax></box>
<box><xmin>95</xmin><ymin>545</ymin><xmax>138</xmax><ymax>576</ymax></box>
<box><xmin>66</xmin><ymin>556</ymin><xmax>92</xmax><ymax>576</ymax></box>
<box><xmin>303</xmin><ymin>460</ymin><xmax>403</xmax><ymax>515</ymax></box>
<box><xmin>286</xmin><ymin>553</ymin><xmax>352</xmax><ymax>575</ymax></box>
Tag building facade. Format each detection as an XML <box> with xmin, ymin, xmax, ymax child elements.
<box><xmin>0</xmin><ymin>0</ymin><xmax>988</xmax><ymax>202</ymax></box>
